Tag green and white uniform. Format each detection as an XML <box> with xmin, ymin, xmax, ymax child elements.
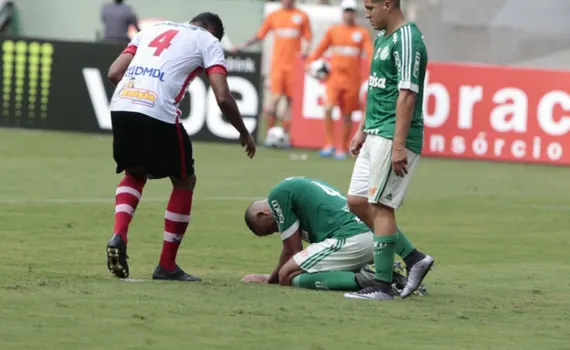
<box><xmin>268</xmin><ymin>177</ymin><xmax>373</xmax><ymax>273</ymax></box>
<box><xmin>348</xmin><ymin>23</ymin><xmax>428</xmax><ymax>208</ymax></box>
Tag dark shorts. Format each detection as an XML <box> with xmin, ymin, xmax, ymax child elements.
<box><xmin>111</xmin><ymin>111</ymin><xmax>194</xmax><ymax>179</ymax></box>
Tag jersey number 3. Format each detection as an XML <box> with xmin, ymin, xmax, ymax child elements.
<box><xmin>148</xmin><ymin>29</ymin><xmax>180</xmax><ymax>57</ymax></box>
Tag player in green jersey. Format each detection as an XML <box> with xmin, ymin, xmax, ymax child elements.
<box><xmin>344</xmin><ymin>0</ymin><xmax>434</xmax><ymax>301</ymax></box>
<box><xmin>243</xmin><ymin>177</ymin><xmax>429</xmax><ymax>293</ymax></box>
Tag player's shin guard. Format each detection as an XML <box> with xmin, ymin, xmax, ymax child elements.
<box><xmin>292</xmin><ymin>271</ymin><xmax>360</xmax><ymax>291</ymax></box>
<box><xmin>339</xmin><ymin>117</ymin><xmax>352</xmax><ymax>153</ymax></box>
<box><xmin>324</xmin><ymin>116</ymin><xmax>334</xmax><ymax>149</ymax></box>
<box><xmin>159</xmin><ymin>188</ymin><xmax>193</xmax><ymax>272</ymax></box>
<box><xmin>373</xmin><ymin>234</ymin><xmax>397</xmax><ymax>284</ymax></box>
<box><xmin>113</xmin><ymin>175</ymin><xmax>146</xmax><ymax>243</ymax></box>
<box><xmin>396</xmin><ymin>230</ymin><xmax>426</xmax><ymax>268</ymax></box>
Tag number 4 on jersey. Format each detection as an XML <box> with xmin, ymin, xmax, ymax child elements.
<box><xmin>148</xmin><ymin>29</ymin><xmax>179</xmax><ymax>56</ymax></box>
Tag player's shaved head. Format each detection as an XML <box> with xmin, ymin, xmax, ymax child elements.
<box><xmin>190</xmin><ymin>12</ymin><xmax>225</xmax><ymax>41</ymax></box>
<box><xmin>244</xmin><ymin>200</ymin><xmax>276</xmax><ymax>236</ymax></box>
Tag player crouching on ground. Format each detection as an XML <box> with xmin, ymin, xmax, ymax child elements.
<box><xmin>242</xmin><ymin>177</ymin><xmax>428</xmax><ymax>295</ymax></box>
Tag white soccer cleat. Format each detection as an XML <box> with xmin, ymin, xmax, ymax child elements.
<box><xmin>400</xmin><ymin>255</ymin><xmax>434</xmax><ymax>298</ymax></box>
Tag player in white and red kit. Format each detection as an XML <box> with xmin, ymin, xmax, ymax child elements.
<box><xmin>105</xmin><ymin>12</ymin><xmax>256</xmax><ymax>281</ymax></box>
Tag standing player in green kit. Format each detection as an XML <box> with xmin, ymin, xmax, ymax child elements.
<box><xmin>344</xmin><ymin>0</ymin><xmax>434</xmax><ymax>301</ymax></box>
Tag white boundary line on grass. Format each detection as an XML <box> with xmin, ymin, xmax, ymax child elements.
<box><xmin>0</xmin><ymin>196</ymin><xmax>262</xmax><ymax>204</ymax></box>
<box><xmin>0</xmin><ymin>196</ymin><xmax>568</xmax><ymax>212</ymax></box>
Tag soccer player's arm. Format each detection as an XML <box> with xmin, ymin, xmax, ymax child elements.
<box><xmin>204</xmin><ymin>41</ymin><xmax>250</xmax><ymax>137</ymax></box>
<box><xmin>107</xmin><ymin>33</ymin><xmax>140</xmax><ymax>85</ymax></box>
<box><xmin>267</xmin><ymin>189</ymin><xmax>303</xmax><ymax>284</ymax></box>
<box><xmin>393</xmin><ymin>34</ymin><xmax>424</xmax><ymax>149</ymax></box>
<box><xmin>306</xmin><ymin>28</ymin><xmax>331</xmax><ymax>64</ymax></box>
<box><xmin>300</xmin><ymin>13</ymin><xmax>313</xmax><ymax>57</ymax></box>
<box><xmin>236</xmin><ymin>15</ymin><xmax>272</xmax><ymax>51</ymax></box>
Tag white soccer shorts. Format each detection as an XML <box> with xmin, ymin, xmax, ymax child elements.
<box><xmin>348</xmin><ymin>135</ymin><xmax>420</xmax><ymax>209</ymax></box>
<box><xmin>293</xmin><ymin>232</ymin><xmax>373</xmax><ymax>274</ymax></box>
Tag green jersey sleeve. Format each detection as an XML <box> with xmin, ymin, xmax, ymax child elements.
<box><xmin>268</xmin><ymin>189</ymin><xmax>299</xmax><ymax>240</ymax></box>
<box><xmin>393</xmin><ymin>28</ymin><xmax>425</xmax><ymax>93</ymax></box>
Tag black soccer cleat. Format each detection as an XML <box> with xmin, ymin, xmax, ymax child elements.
<box><xmin>106</xmin><ymin>234</ymin><xmax>129</xmax><ymax>279</ymax></box>
<box><xmin>152</xmin><ymin>264</ymin><xmax>201</xmax><ymax>282</ymax></box>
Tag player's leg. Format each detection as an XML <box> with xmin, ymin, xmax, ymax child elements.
<box><xmin>345</xmin><ymin>136</ymin><xmax>399</xmax><ymax>300</ymax></box>
<box><xmin>263</xmin><ymin>70</ymin><xmax>284</xmax><ymax>146</ymax></box>
<box><xmin>320</xmin><ymin>83</ymin><xmax>340</xmax><ymax>157</ymax></box>
<box><xmin>360</xmin><ymin>136</ymin><xmax>433</xmax><ymax>299</ymax></box>
<box><xmin>106</xmin><ymin>111</ymin><xmax>148</xmax><ymax>279</ymax></box>
<box><xmin>346</xmin><ymin>144</ymin><xmax>424</xmax><ymax>266</ymax></box>
<box><xmin>347</xmin><ymin>138</ymin><xmax>373</xmax><ymax>227</ymax></box>
<box><xmin>145</xmin><ymin>119</ymin><xmax>200</xmax><ymax>282</ymax></box>
<box><xmin>285</xmin><ymin>233</ymin><xmax>374</xmax><ymax>291</ymax></box>
<box><xmin>334</xmin><ymin>88</ymin><xmax>360</xmax><ymax>160</ymax></box>
<box><xmin>279</xmin><ymin>69</ymin><xmax>295</xmax><ymax>147</ymax></box>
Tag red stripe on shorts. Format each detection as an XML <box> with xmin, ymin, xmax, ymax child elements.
<box><xmin>175</xmin><ymin>118</ymin><xmax>187</xmax><ymax>178</ymax></box>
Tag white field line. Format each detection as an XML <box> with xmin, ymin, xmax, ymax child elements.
<box><xmin>0</xmin><ymin>196</ymin><xmax>261</xmax><ymax>204</ymax></box>
<box><xmin>0</xmin><ymin>196</ymin><xmax>568</xmax><ymax>212</ymax></box>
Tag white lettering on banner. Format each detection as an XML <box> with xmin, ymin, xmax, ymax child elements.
<box><xmin>82</xmin><ymin>68</ymin><xmax>258</xmax><ymax>139</ymax></box>
<box><xmin>424</xmin><ymin>70</ymin><xmax>570</xmax><ymax>137</ymax></box>
<box><xmin>301</xmin><ymin>74</ymin><xmax>365</xmax><ymax>121</ymax></box>
<box><xmin>537</xmin><ymin>91</ymin><xmax>570</xmax><ymax>136</ymax></box>
<box><xmin>427</xmin><ymin>134</ymin><xmax>564</xmax><ymax>162</ymax></box>
<box><xmin>181</xmin><ymin>76</ymin><xmax>258</xmax><ymax>137</ymax></box>
<box><xmin>490</xmin><ymin>88</ymin><xmax>528</xmax><ymax>133</ymax></box>
<box><xmin>423</xmin><ymin>72</ymin><xmax>450</xmax><ymax>128</ymax></box>
<box><xmin>83</xmin><ymin>68</ymin><xmax>112</xmax><ymax>130</ymax></box>
<box><xmin>203</xmin><ymin>76</ymin><xmax>258</xmax><ymax>139</ymax></box>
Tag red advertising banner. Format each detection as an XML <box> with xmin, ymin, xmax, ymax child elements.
<box><xmin>291</xmin><ymin>58</ymin><xmax>570</xmax><ymax>166</ymax></box>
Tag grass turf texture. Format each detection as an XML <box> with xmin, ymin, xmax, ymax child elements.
<box><xmin>0</xmin><ymin>129</ymin><xmax>569</xmax><ymax>350</ymax></box>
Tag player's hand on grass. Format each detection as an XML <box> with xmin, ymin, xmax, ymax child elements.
<box><xmin>349</xmin><ymin>130</ymin><xmax>367</xmax><ymax>157</ymax></box>
<box><xmin>241</xmin><ymin>273</ymin><xmax>270</xmax><ymax>283</ymax></box>
<box><xmin>391</xmin><ymin>147</ymin><xmax>408</xmax><ymax>177</ymax></box>
<box><xmin>240</xmin><ymin>133</ymin><xmax>257</xmax><ymax>158</ymax></box>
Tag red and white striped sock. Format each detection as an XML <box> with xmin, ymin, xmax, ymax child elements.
<box><xmin>113</xmin><ymin>175</ymin><xmax>146</xmax><ymax>244</ymax></box>
<box><xmin>159</xmin><ymin>188</ymin><xmax>193</xmax><ymax>272</ymax></box>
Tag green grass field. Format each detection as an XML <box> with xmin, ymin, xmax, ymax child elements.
<box><xmin>0</xmin><ymin>128</ymin><xmax>569</xmax><ymax>350</ymax></box>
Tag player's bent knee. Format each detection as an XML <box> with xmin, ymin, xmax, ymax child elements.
<box><xmin>170</xmin><ymin>174</ymin><xmax>196</xmax><ymax>191</ymax></box>
<box><xmin>347</xmin><ymin>195</ymin><xmax>367</xmax><ymax>213</ymax></box>
<box><xmin>125</xmin><ymin>167</ymin><xmax>147</xmax><ymax>182</ymax></box>
<box><xmin>370</xmin><ymin>202</ymin><xmax>394</xmax><ymax>217</ymax></box>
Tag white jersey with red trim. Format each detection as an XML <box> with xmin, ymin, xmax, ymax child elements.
<box><xmin>109</xmin><ymin>21</ymin><xmax>227</xmax><ymax>124</ymax></box>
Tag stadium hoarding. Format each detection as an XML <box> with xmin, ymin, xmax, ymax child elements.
<box><xmin>290</xmin><ymin>57</ymin><xmax>570</xmax><ymax>166</ymax></box>
<box><xmin>0</xmin><ymin>37</ymin><xmax>262</xmax><ymax>143</ymax></box>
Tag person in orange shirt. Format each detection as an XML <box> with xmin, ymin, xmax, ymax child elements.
<box><xmin>306</xmin><ymin>0</ymin><xmax>373</xmax><ymax>160</ymax></box>
<box><xmin>232</xmin><ymin>0</ymin><xmax>312</xmax><ymax>147</ymax></box>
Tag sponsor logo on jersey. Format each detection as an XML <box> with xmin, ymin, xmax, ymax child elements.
<box><xmin>379</xmin><ymin>46</ymin><xmax>390</xmax><ymax>60</ymax></box>
<box><xmin>330</xmin><ymin>45</ymin><xmax>360</xmax><ymax>57</ymax></box>
<box><xmin>413</xmin><ymin>52</ymin><xmax>421</xmax><ymax>78</ymax></box>
<box><xmin>368</xmin><ymin>75</ymin><xmax>386</xmax><ymax>89</ymax></box>
<box><xmin>351</xmin><ymin>31</ymin><xmax>362</xmax><ymax>42</ymax></box>
<box><xmin>393</xmin><ymin>51</ymin><xmax>401</xmax><ymax>70</ymax></box>
<box><xmin>125</xmin><ymin>65</ymin><xmax>165</xmax><ymax>82</ymax></box>
<box><xmin>119</xmin><ymin>80</ymin><xmax>158</xmax><ymax>107</ymax></box>
<box><xmin>270</xmin><ymin>200</ymin><xmax>285</xmax><ymax>224</ymax></box>
<box><xmin>274</xmin><ymin>28</ymin><xmax>300</xmax><ymax>38</ymax></box>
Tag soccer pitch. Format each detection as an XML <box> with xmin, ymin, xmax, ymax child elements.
<box><xmin>0</xmin><ymin>128</ymin><xmax>568</xmax><ymax>350</ymax></box>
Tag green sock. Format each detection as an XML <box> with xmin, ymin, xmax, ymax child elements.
<box><xmin>395</xmin><ymin>229</ymin><xmax>415</xmax><ymax>259</ymax></box>
<box><xmin>374</xmin><ymin>234</ymin><xmax>397</xmax><ymax>283</ymax></box>
<box><xmin>291</xmin><ymin>271</ymin><xmax>360</xmax><ymax>291</ymax></box>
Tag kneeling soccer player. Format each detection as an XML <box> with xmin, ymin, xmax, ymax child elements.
<box><xmin>243</xmin><ymin>177</ymin><xmax>430</xmax><ymax>294</ymax></box>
